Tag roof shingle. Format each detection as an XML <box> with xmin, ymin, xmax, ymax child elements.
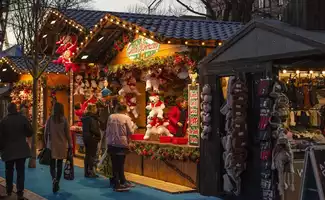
<box><xmin>7</xmin><ymin>56</ymin><xmax>65</xmax><ymax>74</ymax></box>
<box><xmin>59</xmin><ymin>9</ymin><xmax>243</xmax><ymax>41</ymax></box>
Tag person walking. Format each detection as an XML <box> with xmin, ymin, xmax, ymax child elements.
<box><xmin>0</xmin><ymin>103</ymin><xmax>33</xmax><ymax>200</ymax></box>
<box><xmin>82</xmin><ymin>103</ymin><xmax>101</xmax><ymax>178</ymax></box>
<box><xmin>44</xmin><ymin>102</ymin><xmax>72</xmax><ymax>193</ymax></box>
<box><xmin>106</xmin><ymin>103</ymin><xmax>135</xmax><ymax>192</ymax></box>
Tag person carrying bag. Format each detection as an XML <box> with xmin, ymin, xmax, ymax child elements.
<box><xmin>64</xmin><ymin>148</ymin><xmax>74</xmax><ymax>180</ymax></box>
<box><xmin>39</xmin><ymin>117</ymin><xmax>52</xmax><ymax>165</ymax></box>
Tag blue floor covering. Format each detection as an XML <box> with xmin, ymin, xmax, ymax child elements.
<box><xmin>0</xmin><ymin>160</ymin><xmax>221</xmax><ymax>200</ymax></box>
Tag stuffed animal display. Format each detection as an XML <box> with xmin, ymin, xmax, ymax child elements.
<box><xmin>74</xmin><ymin>74</ymin><xmax>85</xmax><ymax>95</ymax></box>
<box><xmin>144</xmin><ymin>69</ymin><xmax>161</xmax><ymax>92</ymax></box>
<box><xmin>146</xmin><ymin>94</ymin><xmax>165</xmax><ymax>119</ymax></box>
<box><xmin>118</xmin><ymin>73</ymin><xmax>140</xmax><ymax>118</ymax></box>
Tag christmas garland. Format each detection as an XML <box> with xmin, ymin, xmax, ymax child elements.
<box><xmin>129</xmin><ymin>141</ymin><xmax>200</xmax><ymax>163</ymax></box>
<box><xmin>48</xmin><ymin>84</ymin><xmax>70</xmax><ymax>92</ymax></box>
<box><xmin>13</xmin><ymin>80</ymin><xmax>32</xmax><ymax>89</ymax></box>
<box><xmin>107</xmin><ymin>52</ymin><xmax>197</xmax><ymax>73</ymax></box>
<box><xmin>104</xmin><ymin>32</ymin><xmax>135</xmax><ymax>63</ymax></box>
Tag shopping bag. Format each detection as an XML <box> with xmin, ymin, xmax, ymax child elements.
<box><xmin>38</xmin><ymin>148</ymin><xmax>51</xmax><ymax>165</ymax></box>
<box><xmin>97</xmin><ymin>149</ymin><xmax>113</xmax><ymax>178</ymax></box>
<box><xmin>64</xmin><ymin>149</ymin><xmax>74</xmax><ymax>180</ymax></box>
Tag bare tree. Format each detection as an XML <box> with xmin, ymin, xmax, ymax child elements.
<box><xmin>127</xmin><ymin>0</ymin><xmax>187</xmax><ymax>16</ymax></box>
<box><xmin>8</xmin><ymin>0</ymin><xmax>93</xmax><ymax>168</ymax></box>
<box><xmin>176</xmin><ymin>0</ymin><xmax>255</xmax><ymax>22</ymax></box>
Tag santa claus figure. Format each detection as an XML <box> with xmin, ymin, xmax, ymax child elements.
<box><xmin>167</xmin><ymin>97</ymin><xmax>188</xmax><ymax>137</ymax></box>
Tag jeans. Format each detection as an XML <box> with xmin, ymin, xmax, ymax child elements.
<box><xmin>84</xmin><ymin>137</ymin><xmax>98</xmax><ymax>175</ymax></box>
<box><xmin>5</xmin><ymin>158</ymin><xmax>26</xmax><ymax>197</ymax></box>
<box><xmin>50</xmin><ymin>159</ymin><xmax>63</xmax><ymax>181</ymax></box>
<box><xmin>110</xmin><ymin>152</ymin><xmax>126</xmax><ymax>186</ymax></box>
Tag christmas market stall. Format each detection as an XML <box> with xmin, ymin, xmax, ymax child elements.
<box><xmin>48</xmin><ymin>9</ymin><xmax>242</xmax><ymax>190</ymax></box>
<box><xmin>0</xmin><ymin>56</ymin><xmax>68</xmax><ymax>148</ymax></box>
<box><xmin>198</xmin><ymin>17</ymin><xmax>325</xmax><ymax>200</ymax></box>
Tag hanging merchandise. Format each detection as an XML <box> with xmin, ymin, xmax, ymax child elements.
<box><xmin>269</xmin><ymin>80</ymin><xmax>295</xmax><ymax>197</ymax></box>
<box><xmin>53</xmin><ymin>35</ymin><xmax>80</xmax><ymax>72</ymax></box>
<box><xmin>144</xmin><ymin>69</ymin><xmax>161</xmax><ymax>93</ymax></box>
<box><xmin>74</xmin><ymin>74</ymin><xmax>85</xmax><ymax>95</ymax></box>
<box><xmin>257</xmin><ymin>77</ymin><xmax>275</xmax><ymax>200</ymax></box>
<box><xmin>200</xmin><ymin>84</ymin><xmax>212</xmax><ymax>139</ymax></box>
<box><xmin>118</xmin><ymin>72</ymin><xmax>141</xmax><ymax>118</ymax></box>
<box><xmin>220</xmin><ymin>76</ymin><xmax>248</xmax><ymax>196</ymax></box>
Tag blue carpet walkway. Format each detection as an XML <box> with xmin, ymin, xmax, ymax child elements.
<box><xmin>0</xmin><ymin>161</ymin><xmax>220</xmax><ymax>200</ymax></box>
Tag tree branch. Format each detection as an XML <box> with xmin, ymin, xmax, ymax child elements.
<box><xmin>175</xmin><ymin>0</ymin><xmax>214</xmax><ymax>18</ymax></box>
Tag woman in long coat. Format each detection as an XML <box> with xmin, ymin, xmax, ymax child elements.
<box><xmin>44</xmin><ymin>102</ymin><xmax>72</xmax><ymax>193</ymax></box>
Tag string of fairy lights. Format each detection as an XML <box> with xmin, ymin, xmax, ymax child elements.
<box><xmin>47</xmin><ymin>8</ymin><xmax>224</xmax><ymax>60</ymax></box>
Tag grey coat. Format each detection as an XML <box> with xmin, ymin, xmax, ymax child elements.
<box><xmin>0</xmin><ymin>113</ymin><xmax>33</xmax><ymax>162</ymax></box>
<box><xmin>44</xmin><ymin>116</ymin><xmax>72</xmax><ymax>160</ymax></box>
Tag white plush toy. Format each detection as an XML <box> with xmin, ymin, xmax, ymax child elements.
<box><xmin>144</xmin><ymin>126</ymin><xmax>158</xmax><ymax>140</ymax></box>
<box><xmin>144</xmin><ymin>69</ymin><xmax>160</xmax><ymax>92</ymax></box>
<box><xmin>144</xmin><ymin>116</ymin><xmax>159</xmax><ymax>140</ymax></box>
<box><xmin>157</xmin><ymin>120</ymin><xmax>173</xmax><ymax>137</ymax></box>
<box><xmin>118</xmin><ymin>77</ymin><xmax>141</xmax><ymax>96</ymax></box>
<box><xmin>146</xmin><ymin>94</ymin><xmax>165</xmax><ymax>119</ymax></box>
<box><xmin>74</xmin><ymin>74</ymin><xmax>85</xmax><ymax>95</ymax></box>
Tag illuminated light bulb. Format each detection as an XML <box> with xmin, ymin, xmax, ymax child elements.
<box><xmin>80</xmin><ymin>42</ymin><xmax>84</xmax><ymax>45</ymax></box>
<box><xmin>116</xmin><ymin>21</ymin><xmax>120</xmax><ymax>24</ymax></box>
<box><xmin>322</xmin><ymin>71</ymin><xmax>325</xmax><ymax>74</ymax></box>
<box><xmin>110</xmin><ymin>19</ymin><xmax>114</xmax><ymax>22</ymax></box>
<box><xmin>105</xmin><ymin>16</ymin><xmax>108</xmax><ymax>19</ymax></box>
<box><xmin>136</xmin><ymin>30</ymin><xmax>139</xmax><ymax>33</ymax></box>
<box><xmin>143</xmin><ymin>32</ymin><xmax>146</xmax><ymax>36</ymax></box>
<box><xmin>168</xmin><ymin>41</ymin><xmax>171</xmax><ymax>44</ymax></box>
<box><xmin>129</xmin><ymin>27</ymin><xmax>132</xmax><ymax>30</ymax></box>
<box><xmin>90</xmin><ymin>31</ymin><xmax>93</xmax><ymax>34</ymax></box>
<box><xmin>151</xmin><ymin>35</ymin><xmax>154</xmax><ymax>38</ymax></box>
<box><xmin>185</xmin><ymin>41</ymin><xmax>188</xmax><ymax>45</ymax></box>
<box><xmin>309</xmin><ymin>70</ymin><xmax>313</xmax><ymax>74</ymax></box>
<box><xmin>282</xmin><ymin>70</ymin><xmax>287</xmax><ymax>73</ymax></box>
<box><xmin>95</xmin><ymin>24</ymin><xmax>98</xmax><ymax>28</ymax></box>
<box><xmin>123</xmin><ymin>24</ymin><xmax>126</xmax><ymax>27</ymax></box>
<box><xmin>218</xmin><ymin>42</ymin><xmax>222</xmax><ymax>46</ymax></box>
<box><xmin>201</xmin><ymin>42</ymin><xmax>205</xmax><ymax>46</ymax></box>
<box><xmin>296</xmin><ymin>70</ymin><xmax>300</xmax><ymax>74</ymax></box>
<box><xmin>79</xmin><ymin>29</ymin><xmax>82</xmax><ymax>32</ymax></box>
<box><xmin>100</xmin><ymin>19</ymin><xmax>103</xmax><ymax>22</ymax></box>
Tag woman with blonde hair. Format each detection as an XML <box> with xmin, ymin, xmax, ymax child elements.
<box><xmin>82</xmin><ymin>103</ymin><xmax>101</xmax><ymax>178</ymax></box>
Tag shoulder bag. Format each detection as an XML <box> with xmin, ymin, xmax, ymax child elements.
<box><xmin>38</xmin><ymin>118</ymin><xmax>52</xmax><ymax>165</ymax></box>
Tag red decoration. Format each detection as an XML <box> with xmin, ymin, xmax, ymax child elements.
<box><xmin>53</xmin><ymin>35</ymin><xmax>80</xmax><ymax>72</ymax></box>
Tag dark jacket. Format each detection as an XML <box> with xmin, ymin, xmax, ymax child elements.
<box><xmin>82</xmin><ymin>114</ymin><xmax>101</xmax><ymax>141</ymax></box>
<box><xmin>0</xmin><ymin>112</ymin><xmax>33</xmax><ymax>162</ymax></box>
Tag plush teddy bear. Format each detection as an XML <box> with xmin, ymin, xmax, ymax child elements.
<box><xmin>144</xmin><ymin>116</ymin><xmax>159</xmax><ymax>140</ymax></box>
<box><xmin>146</xmin><ymin>94</ymin><xmax>165</xmax><ymax>119</ymax></box>
<box><xmin>118</xmin><ymin>77</ymin><xmax>141</xmax><ymax>96</ymax></box>
<box><xmin>157</xmin><ymin>118</ymin><xmax>173</xmax><ymax>137</ymax></box>
<box><xmin>125</xmin><ymin>94</ymin><xmax>139</xmax><ymax>118</ymax></box>
<box><xmin>74</xmin><ymin>74</ymin><xmax>85</xmax><ymax>95</ymax></box>
<box><xmin>91</xmin><ymin>80</ymin><xmax>97</xmax><ymax>89</ymax></box>
<box><xmin>144</xmin><ymin>69</ymin><xmax>160</xmax><ymax>92</ymax></box>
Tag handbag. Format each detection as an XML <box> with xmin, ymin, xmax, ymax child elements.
<box><xmin>39</xmin><ymin>118</ymin><xmax>52</xmax><ymax>165</ymax></box>
<box><xmin>64</xmin><ymin>149</ymin><xmax>74</xmax><ymax>180</ymax></box>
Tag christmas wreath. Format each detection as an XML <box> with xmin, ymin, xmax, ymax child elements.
<box><xmin>129</xmin><ymin>141</ymin><xmax>199</xmax><ymax>163</ymax></box>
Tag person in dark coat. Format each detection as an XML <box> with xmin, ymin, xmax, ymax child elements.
<box><xmin>0</xmin><ymin>103</ymin><xmax>33</xmax><ymax>199</ymax></box>
<box><xmin>82</xmin><ymin>103</ymin><xmax>101</xmax><ymax>178</ymax></box>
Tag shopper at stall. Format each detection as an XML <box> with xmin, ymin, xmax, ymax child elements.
<box><xmin>44</xmin><ymin>102</ymin><xmax>72</xmax><ymax>193</ymax></box>
<box><xmin>82</xmin><ymin>103</ymin><xmax>101</xmax><ymax>178</ymax></box>
<box><xmin>167</xmin><ymin>97</ymin><xmax>188</xmax><ymax>137</ymax></box>
<box><xmin>106</xmin><ymin>103</ymin><xmax>135</xmax><ymax>192</ymax></box>
<box><xmin>0</xmin><ymin>103</ymin><xmax>33</xmax><ymax>200</ymax></box>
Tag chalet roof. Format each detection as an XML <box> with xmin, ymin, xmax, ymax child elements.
<box><xmin>199</xmin><ymin>18</ymin><xmax>325</xmax><ymax>72</ymax></box>
<box><xmin>59</xmin><ymin>9</ymin><xmax>243</xmax><ymax>41</ymax></box>
<box><xmin>3</xmin><ymin>56</ymin><xmax>65</xmax><ymax>74</ymax></box>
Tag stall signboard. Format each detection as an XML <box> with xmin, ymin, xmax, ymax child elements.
<box><xmin>126</xmin><ymin>37</ymin><xmax>160</xmax><ymax>60</ymax></box>
<box><xmin>188</xmin><ymin>84</ymin><xmax>200</xmax><ymax>146</ymax></box>
<box><xmin>300</xmin><ymin>145</ymin><xmax>325</xmax><ymax>200</ymax></box>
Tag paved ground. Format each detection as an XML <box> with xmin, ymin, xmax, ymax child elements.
<box><xmin>0</xmin><ymin>160</ymin><xmax>221</xmax><ymax>200</ymax></box>
<box><xmin>0</xmin><ymin>185</ymin><xmax>17</xmax><ymax>200</ymax></box>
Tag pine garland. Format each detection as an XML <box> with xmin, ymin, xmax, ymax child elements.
<box><xmin>107</xmin><ymin>52</ymin><xmax>197</xmax><ymax>73</ymax></box>
<box><xmin>129</xmin><ymin>141</ymin><xmax>200</xmax><ymax>163</ymax></box>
